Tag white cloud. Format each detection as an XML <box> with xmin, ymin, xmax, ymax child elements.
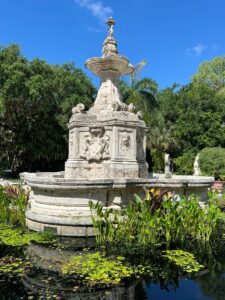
<box><xmin>87</xmin><ymin>26</ymin><xmax>103</xmax><ymax>33</ymax></box>
<box><xmin>75</xmin><ymin>0</ymin><xmax>113</xmax><ymax>23</ymax></box>
<box><xmin>186</xmin><ymin>43</ymin><xmax>219</xmax><ymax>57</ymax></box>
<box><xmin>186</xmin><ymin>43</ymin><xmax>207</xmax><ymax>56</ymax></box>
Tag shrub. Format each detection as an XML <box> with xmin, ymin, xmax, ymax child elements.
<box><xmin>89</xmin><ymin>192</ymin><xmax>221</xmax><ymax>251</ymax></box>
<box><xmin>0</xmin><ymin>185</ymin><xmax>29</xmax><ymax>227</ymax></box>
<box><xmin>173</xmin><ymin>149</ymin><xmax>197</xmax><ymax>175</ymax></box>
<box><xmin>199</xmin><ymin>147</ymin><xmax>225</xmax><ymax>179</ymax></box>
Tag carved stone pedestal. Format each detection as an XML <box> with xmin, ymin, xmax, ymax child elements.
<box><xmin>65</xmin><ymin>111</ymin><xmax>148</xmax><ymax>180</ymax></box>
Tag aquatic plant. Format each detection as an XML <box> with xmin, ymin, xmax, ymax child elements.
<box><xmin>62</xmin><ymin>252</ymin><xmax>133</xmax><ymax>286</ymax></box>
<box><xmin>163</xmin><ymin>250</ymin><xmax>204</xmax><ymax>273</ymax></box>
<box><xmin>0</xmin><ymin>256</ymin><xmax>24</xmax><ymax>274</ymax></box>
<box><xmin>0</xmin><ymin>224</ymin><xmax>56</xmax><ymax>247</ymax></box>
<box><xmin>89</xmin><ymin>191</ymin><xmax>221</xmax><ymax>251</ymax></box>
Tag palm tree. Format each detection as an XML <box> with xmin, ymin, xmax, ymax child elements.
<box><xmin>119</xmin><ymin>61</ymin><xmax>178</xmax><ymax>172</ymax></box>
<box><xmin>119</xmin><ymin>60</ymin><xmax>158</xmax><ymax>124</ymax></box>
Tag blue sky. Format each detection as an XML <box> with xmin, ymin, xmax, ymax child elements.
<box><xmin>1</xmin><ymin>0</ymin><xmax>225</xmax><ymax>89</ymax></box>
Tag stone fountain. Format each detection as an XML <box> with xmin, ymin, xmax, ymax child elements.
<box><xmin>23</xmin><ymin>18</ymin><xmax>214</xmax><ymax>236</ymax></box>
<box><xmin>23</xmin><ymin>17</ymin><xmax>149</xmax><ymax>236</ymax></box>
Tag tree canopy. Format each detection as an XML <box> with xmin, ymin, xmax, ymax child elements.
<box><xmin>0</xmin><ymin>44</ymin><xmax>96</xmax><ymax>174</ymax></box>
<box><xmin>192</xmin><ymin>55</ymin><xmax>225</xmax><ymax>93</ymax></box>
<box><xmin>0</xmin><ymin>45</ymin><xmax>224</xmax><ymax>176</ymax></box>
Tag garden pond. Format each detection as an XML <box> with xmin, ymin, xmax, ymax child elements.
<box><xmin>1</xmin><ymin>186</ymin><xmax>225</xmax><ymax>299</ymax></box>
<box><xmin>0</xmin><ymin>228</ymin><xmax>225</xmax><ymax>300</ymax></box>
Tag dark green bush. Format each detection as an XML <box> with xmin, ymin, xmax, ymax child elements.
<box><xmin>173</xmin><ymin>149</ymin><xmax>197</xmax><ymax>175</ymax></box>
<box><xmin>199</xmin><ymin>147</ymin><xmax>225</xmax><ymax>179</ymax></box>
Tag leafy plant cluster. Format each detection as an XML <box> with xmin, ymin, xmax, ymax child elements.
<box><xmin>163</xmin><ymin>250</ymin><xmax>204</xmax><ymax>273</ymax></box>
<box><xmin>62</xmin><ymin>252</ymin><xmax>133</xmax><ymax>286</ymax></box>
<box><xmin>61</xmin><ymin>248</ymin><xmax>206</xmax><ymax>288</ymax></box>
<box><xmin>0</xmin><ymin>185</ymin><xmax>29</xmax><ymax>227</ymax></box>
<box><xmin>0</xmin><ymin>224</ymin><xmax>56</xmax><ymax>247</ymax></box>
<box><xmin>89</xmin><ymin>192</ymin><xmax>221</xmax><ymax>251</ymax></box>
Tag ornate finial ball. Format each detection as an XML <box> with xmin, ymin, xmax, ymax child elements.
<box><xmin>107</xmin><ymin>16</ymin><xmax>115</xmax><ymax>27</ymax></box>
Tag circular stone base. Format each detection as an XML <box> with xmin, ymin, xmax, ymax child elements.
<box><xmin>22</xmin><ymin>172</ymin><xmax>214</xmax><ymax>237</ymax></box>
<box><xmin>26</xmin><ymin>214</ymin><xmax>95</xmax><ymax>237</ymax></box>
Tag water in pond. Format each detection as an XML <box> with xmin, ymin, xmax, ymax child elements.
<box><xmin>0</xmin><ymin>235</ymin><xmax>225</xmax><ymax>300</ymax></box>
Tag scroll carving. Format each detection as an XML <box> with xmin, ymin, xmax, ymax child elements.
<box><xmin>72</xmin><ymin>103</ymin><xmax>85</xmax><ymax>114</ymax></box>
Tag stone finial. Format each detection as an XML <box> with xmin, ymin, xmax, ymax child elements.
<box><xmin>102</xmin><ymin>16</ymin><xmax>118</xmax><ymax>57</ymax></box>
<box><xmin>107</xmin><ymin>16</ymin><xmax>115</xmax><ymax>38</ymax></box>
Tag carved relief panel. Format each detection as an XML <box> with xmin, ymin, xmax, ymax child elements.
<box><xmin>79</xmin><ymin>126</ymin><xmax>111</xmax><ymax>162</ymax></box>
<box><xmin>115</xmin><ymin>128</ymin><xmax>135</xmax><ymax>159</ymax></box>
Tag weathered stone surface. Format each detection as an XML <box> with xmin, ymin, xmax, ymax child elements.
<box><xmin>65</xmin><ymin>111</ymin><xmax>148</xmax><ymax>179</ymax></box>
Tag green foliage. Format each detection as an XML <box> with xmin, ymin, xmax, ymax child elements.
<box><xmin>163</xmin><ymin>250</ymin><xmax>204</xmax><ymax>273</ymax></box>
<box><xmin>0</xmin><ymin>185</ymin><xmax>29</xmax><ymax>227</ymax></box>
<box><xmin>0</xmin><ymin>224</ymin><xmax>56</xmax><ymax>246</ymax></box>
<box><xmin>173</xmin><ymin>149</ymin><xmax>197</xmax><ymax>175</ymax></box>
<box><xmin>199</xmin><ymin>147</ymin><xmax>225</xmax><ymax>179</ymax></box>
<box><xmin>90</xmin><ymin>192</ymin><xmax>221</xmax><ymax>251</ymax></box>
<box><xmin>192</xmin><ymin>55</ymin><xmax>225</xmax><ymax>92</ymax></box>
<box><xmin>219</xmin><ymin>212</ymin><xmax>225</xmax><ymax>222</ymax></box>
<box><xmin>173</xmin><ymin>84</ymin><xmax>225</xmax><ymax>150</ymax></box>
<box><xmin>119</xmin><ymin>65</ymin><xmax>158</xmax><ymax>125</ymax></box>
<box><xmin>153</xmin><ymin>74</ymin><xmax>225</xmax><ymax>174</ymax></box>
<box><xmin>0</xmin><ymin>44</ymin><xmax>96</xmax><ymax>174</ymax></box>
<box><xmin>62</xmin><ymin>252</ymin><xmax>133</xmax><ymax>286</ymax></box>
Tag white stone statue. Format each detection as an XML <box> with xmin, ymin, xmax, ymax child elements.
<box><xmin>193</xmin><ymin>154</ymin><xmax>201</xmax><ymax>176</ymax></box>
<box><xmin>165</xmin><ymin>153</ymin><xmax>172</xmax><ymax>178</ymax></box>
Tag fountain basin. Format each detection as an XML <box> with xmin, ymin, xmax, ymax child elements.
<box><xmin>23</xmin><ymin>172</ymin><xmax>214</xmax><ymax>236</ymax></box>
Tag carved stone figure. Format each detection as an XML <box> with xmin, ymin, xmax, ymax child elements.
<box><xmin>193</xmin><ymin>154</ymin><xmax>201</xmax><ymax>176</ymax></box>
<box><xmin>80</xmin><ymin>127</ymin><xmax>110</xmax><ymax>162</ymax></box>
<box><xmin>136</xmin><ymin>111</ymin><xmax>143</xmax><ymax>119</ymax></box>
<box><xmin>72</xmin><ymin>103</ymin><xmax>85</xmax><ymax>114</ymax></box>
<box><xmin>127</xmin><ymin>103</ymin><xmax>135</xmax><ymax>113</ymax></box>
<box><xmin>165</xmin><ymin>153</ymin><xmax>172</xmax><ymax>178</ymax></box>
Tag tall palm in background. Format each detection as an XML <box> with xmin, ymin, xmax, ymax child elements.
<box><xmin>120</xmin><ymin>60</ymin><xmax>179</xmax><ymax>172</ymax></box>
<box><xmin>120</xmin><ymin>60</ymin><xmax>158</xmax><ymax>124</ymax></box>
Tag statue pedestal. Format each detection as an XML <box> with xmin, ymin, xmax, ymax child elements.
<box><xmin>65</xmin><ymin>111</ymin><xmax>148</xmax><ymax>180</ymax></box>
